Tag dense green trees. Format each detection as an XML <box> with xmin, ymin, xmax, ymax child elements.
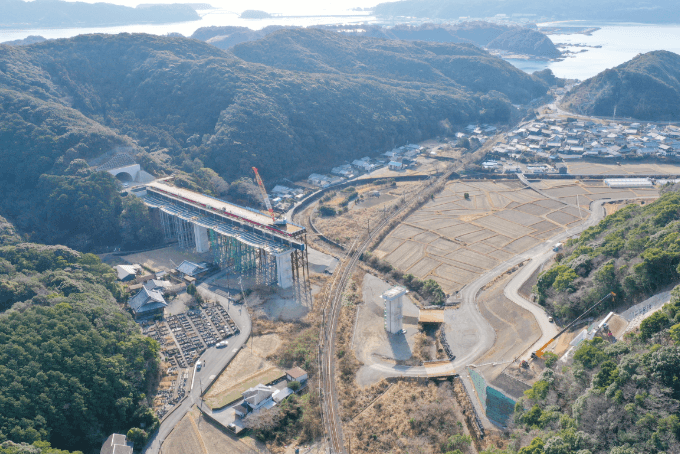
<box><xmin>0</xmin><ymin>440</ymin><xmax>80</xmax><ymax>454</ymax></box>
<box><xmin>0</xmin><ymin>238</ymin><xmax>159</xmax><ymax>452</ymax></box>
<box><xmin>534</xmin><ymin>190</ymin><xmax>680</xmax><ymax>320</ymax></box>
<box><xmin>514</xmin><ymin>286</ymin><xmax>680</xmax><ymax>453</ymax></box>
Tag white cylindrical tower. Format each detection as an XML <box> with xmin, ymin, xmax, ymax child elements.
<box><xmin>381</xmin><ymin>286</ymin><xmax>406</xmax><ymax>334</ymax></box>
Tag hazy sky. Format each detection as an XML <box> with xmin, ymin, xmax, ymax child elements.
<box><xmin>55</xmin><ymin>0</ymin><xmax>379</xmax><ymax>10</ymax></box>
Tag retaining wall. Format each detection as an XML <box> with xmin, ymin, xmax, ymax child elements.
<box><xmin>468</xmin><ymin>368</ymin><xmax>517</xmax><ymax>427</ymax></box>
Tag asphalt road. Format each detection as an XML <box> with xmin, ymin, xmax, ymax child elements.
<box><xmin>359</xmin><ymin>193</ymin><xmax>658</xmax><ymax>429</ymax></box>
<box><xmin>504</xmin><ymin>196</ymin><xmax>657</xmax><ymax>360</ymax></box>
<box><xmin>143</xmin><ymin>273</ymin><xmax>252</xmax><ymax>454</ymax></box>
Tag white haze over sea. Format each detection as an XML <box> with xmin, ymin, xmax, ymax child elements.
<box><xmin>0</xmin><ymin>0</ymin><xmax>380</xmax><ymax>42</ymax></box>
<box><xmin>508</xmin><ymin>22</ymin><xmax>680</xmax><ymax>80</ymax></box>
<box><xmin>2</xmin><ymin>2</ymin><xmax>680</xmax><ymax>81</ymax></box>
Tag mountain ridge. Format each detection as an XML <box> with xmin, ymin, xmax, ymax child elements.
<box><xmin>561</xmin><ymin>50</ymin><xmax>680</xmax><ymax>120</ymax></box>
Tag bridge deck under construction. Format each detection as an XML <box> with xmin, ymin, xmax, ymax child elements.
<box><xmin>145</xmin><ymin>181</ymin><xmax>303</xmax><ymax>235</ymax></box>
<box><xmin>140</xmin><ymin>181</ymin><xmax>310</xmax><ymax>303</ymax></box>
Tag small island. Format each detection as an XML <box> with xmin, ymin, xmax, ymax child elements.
<box><xmin>240</xmin><ymin>10</ymin><xmax>272</xmax><ymax>19</ymax></box>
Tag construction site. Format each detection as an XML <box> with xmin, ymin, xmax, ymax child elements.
<box><xmin>137</xmin><ymin>154</ymin><xmax>670</xmax><ymax>454</ymax></box>
<box><xmin>140</xmin><ymin>179</ymin><xmax>311</xmax><ymax>306</ymax></box>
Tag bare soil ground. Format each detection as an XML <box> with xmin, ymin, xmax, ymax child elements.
<box><xmin>472</xmin><ymin>270</ymin><xmax>541</xmax><ymax>387</ymax></box>
<box><xmin>342</xmin><ymin>379</ymin><xmax>503</xmax><ymax>454</ymax></box>
<box><xmin>164</xmin><ymin>407</ymin><xmax>262</xmax><ymax>454</ymax></box>
<box><xmin>204</xmin><ymin>334</ymin><xmax>282</xmax><ymax>408</ymax></box>
<box><xmin>373</xmin><ymin>179</ymin><xmax>659</xmax><ymax>294</ymax></box>
<box><xmin>122</xmin><ymin>246</ymin><xmax>212</xmax><ymax>272</ymax></box>
<box><xmin>314</xmin><ymin>181</ymin><xmax>428</xmax><ymax>247</ymax></box>
<box><xmin>163</xmin><ymin>411</ymin><xmax>207</xmax><ymax>454</ymax></box>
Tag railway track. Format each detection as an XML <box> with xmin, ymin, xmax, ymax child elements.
<box><xmin>318</xmin><ymin>168</ymin><xmax>456</xmax><ymax>453</ymax></box>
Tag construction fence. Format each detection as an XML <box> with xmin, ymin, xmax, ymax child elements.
<box><xmin>469</xmin><ymin>369</ymin><xmax>516</xmax><ymax>427</ymax></box>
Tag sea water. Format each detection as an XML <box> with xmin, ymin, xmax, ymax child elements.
<box><xmin>2</xmin><ymin>4</ymin><xmax>679</xmax><ymax>82</ymax></box>
<box><xmin>0</xmin><ymin>0</ymin><xmax>379</xmax><ymax>42</ymax></box>
<box><xmin>507</xmin><ymin>22</ymin><xmax>680</xmax><ymax>80</ymax></box>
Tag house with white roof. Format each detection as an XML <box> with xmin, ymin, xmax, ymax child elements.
<box><xmin>242</xmin><ymin>384</ymin><xmax>275</xmax><ymax>411</ymax></box>
<box><xmin>176</xmin><ymin>261</ymin><xmax>208</xmax><ymax>279</ymax></box>
<box><xmin>100</xmin><ymin>433</ymin><xmax>133</xmax><ymax>454</ymax></box>
<box><xmin>114</xmin><ymin>264</ymin><xmax>142</xmax><ymax>282</ymax></box>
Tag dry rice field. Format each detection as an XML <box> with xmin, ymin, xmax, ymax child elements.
<box><xmin>374</xmin><ymin>179</ymin><xmax>658</xmax><ymax>293</ymax></box>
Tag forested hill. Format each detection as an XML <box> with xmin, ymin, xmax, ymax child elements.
<box><xmin>0</xmin><ymin>0</ymin><xmax>199</xmax><ymax>28</ymax></box>
<box><xmin>230</xmin><ymin>28</ymin><xmax>546</xmax><ymax>102</ymax></box>
<box><xmin>487</xmin><ymin>28</ymin><xmax>561</xmax><ymax>59</ymax></box>
<box><xmin>512</xmin><ymin>189</ymin><xmax>680</xmax><ymax>454</ymax></box>
<box><xmin>373</xmin><ymin>0</ymin><xmax>679</xmax><ymax>23</ymax></box>
<box><xmin>0</xmin><ymin>31</ymin><xmax>547</xmax><ymax>249</ymax></box>
<box><xmin>0</xmin><ymin>217</ymin><xmax>160</xmax><ymax>452</ymax></box>
<box><xmin>561</xmin><ymin>50</ymin><xmax>680</xmax><ymax>120</ymax></box>
<box><xmin>192</xmin><ymin>23</ymin><xmax>561</xmax><ymax>59</ymax></box>
<box><xmin>535</xmin><ymin>188</ymin><xmax>680</xmax><ymax>321</ymax></box>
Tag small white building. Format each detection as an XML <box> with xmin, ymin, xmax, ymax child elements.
<box><xmin>388</xmin><ymin>161</ymin><xmax>403</xmax><ymax>170</ymax></box>
<box><xmin>381</xmin><ymin>286</ymin><xmax>406</xmax><ymax>334</ymax></box>
<box><xmin>242</xmin><ymin>384</ymin><xmax>275</xmax><ymax>411</ymax></box>
<box><xmin>604</xmin><ymin>178</ymin><xmax>654</xmax><ymax>188</ymax></box>
<box><xmin>114</xmin><ymin>264</ymin><xmax>142</xmax><ymax>282</ymax></box>
<box><xmin>286</xmin><ymin>367</ymin><xmax>308</xmax><ymax>384</ymax></box>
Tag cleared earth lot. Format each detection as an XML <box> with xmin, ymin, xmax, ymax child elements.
<box><xmin>375</xmin><ymin>179</ymin><xmax>658</xmax><ymax>293</ymax></box>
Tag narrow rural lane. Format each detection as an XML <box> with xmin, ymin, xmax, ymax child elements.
<box><xmin>143</xmin><ymin>275</ymin><xmax>252</xmax><ymax>454</ymax></box>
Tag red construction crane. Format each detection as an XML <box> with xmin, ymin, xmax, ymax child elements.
<box><xmin>252</xmin><ymin>167</ymin><xmax>276</xmax><ymax>223</ymax></box>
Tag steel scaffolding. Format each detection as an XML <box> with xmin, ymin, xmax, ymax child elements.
<box><xmin>146</xmin><ymin>186</ymin><xmax>310</xmax><ymax>305</ymax></box>
<box><xmin>160</xmin><ymin>209</ymin><xmax>196</xmax><ymax>249</ymax></box>
<box><xmin>292</xmin><ymin>238</ymin><xmax>312</xmax><ymax>308</ymax></box>
<box><xmin>208</xmin><ymin>229</ymin><xmax>278</xmax><ymax>286</ymax></box>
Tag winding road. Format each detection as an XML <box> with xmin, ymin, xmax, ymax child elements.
<box><xmin>347</xmin><ymin>182</ymin><xmax>659</xmax><ymax>432</ymax></box>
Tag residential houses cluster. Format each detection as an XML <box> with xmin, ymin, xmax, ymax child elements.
<box><xmin>115</xmin><ymin>260</ymin><xmax>209</xmax><ymax>320</ymax></box>
<box><xmin>492</xmin><ymin>118</ymin><xmax>680</xmax><ymax>164</ymax></box>
<box><xmin>457</xmin><ymin>123</ymin><xmax>496</xmax><ymax>146</ymax></box>
<box><xmin>270</xmin><ymin>184</ymin><xmax>305</xmax><ymax>212</ymax></box>
<box><xmin>307</xmin><ymin>144</ymin><xmax>425</xmax><ymax>188</ymax></box>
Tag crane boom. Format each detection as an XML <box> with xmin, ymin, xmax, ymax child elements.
<box><xmin>534</xmin><ymin>292</ymin><xmax>615</xmax><ymax>358</ymax></box>
<box><xmin>252</xmin><ymin>167</ymin><xmax>276</xmax><ymax>223</ymax></box>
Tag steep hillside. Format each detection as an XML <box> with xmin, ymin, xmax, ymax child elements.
<box><xmin>487</xmin><ymin>28</ymin><xmax>561</xmax><ymax>59</ymax></box>
<box><xmin>504</xmin><ymin>190</ymin><xmax>680</xmax><ymax>454</ymax></box>
<box><xmin>230</xmin><ymin>28</ymin><xmax>547</xmax><ymax>103</ymax></box>
<box><xmin>0</xmin><ymin>232</ymin><xmax>160</xmax><ymax>452</ymax></box>
<box><xmin>0</xmin><ymin>31</ymin><xmax>547</xmax><ymax>248</ymax></box>
<box><xmin>535</xmin><ymin>191</ymin><xmax>680</xmax><ymax>321</ymax></box>
<box><xmin>514</xmin><ymin>286</ymin><xmax>680</xmax><ymax>454</ymax></box>
<box><xmin>561</xmin><ymin>51</ymin><xmax>680</xmax><ymax>120</ymax></box>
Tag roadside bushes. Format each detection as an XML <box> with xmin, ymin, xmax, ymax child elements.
<box><xmin>360</xmin><ymin>252</ymin><xmax>446</xmax><ymax>304</ymax></box>
<box><xmin>318</xmin><ymin>205</ymin><xmax>336</xmax><ymax>217</ymax></box>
